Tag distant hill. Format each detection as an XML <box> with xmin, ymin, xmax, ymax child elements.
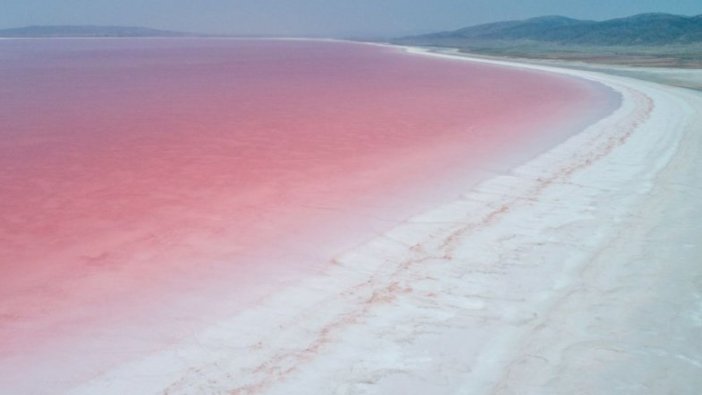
<box><xmin>0</xmin><ymin>25</ymin><xmax>192</xmax><ymax>38</ymax></box>
<box><xmin>399</xmin><ymin>13</ymin><xmax>702</xmax><ymax>46</ymax></box>
<box><xmin>394</xmin><ymin>13</ymin><xmax>702</xmax><ymax>67</ymax></box>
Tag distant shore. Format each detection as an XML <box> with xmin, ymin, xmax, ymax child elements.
<box><xmin>405</xmin><ymin>44</ymin><xmax>702</xmax><ymax>91</ymax></box>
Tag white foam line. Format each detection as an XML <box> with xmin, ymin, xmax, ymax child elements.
<box><xmin>66</xmin><ymin>47</ymin><xmax>702</xmax><ymax>394</ymax></box>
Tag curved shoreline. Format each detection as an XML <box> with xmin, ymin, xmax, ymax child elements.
<box><xmin>52</xmin><ymin>47</ymin><xmax>702</xmax><ymax>393</ymax></box>
<box><xmin>0</xmin><ymin>39</ymin><xmax>696</xmax><ymax>393</ymax></box>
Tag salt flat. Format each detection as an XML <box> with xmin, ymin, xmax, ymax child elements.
<box><xmin>58</xmin><ymin>48</ymin><xmax>702</xmax><ymax>394</ymax></box>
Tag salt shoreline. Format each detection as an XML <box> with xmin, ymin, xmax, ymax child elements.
<box><xmin>28</xmin><ymin>46</ymin><xmax>702</xmax><ymax>393</ymax></box>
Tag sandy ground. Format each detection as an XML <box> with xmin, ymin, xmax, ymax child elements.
<box><xmin>65</xmin><ymin>49</ymin><xmax>702</xmax><ymax>394</ymax></box>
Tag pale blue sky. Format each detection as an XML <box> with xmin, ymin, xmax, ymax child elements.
<box><xmin>2</xmin><ymin>0</ymin><xmax>701</xmax><ymax>37</ymax></box>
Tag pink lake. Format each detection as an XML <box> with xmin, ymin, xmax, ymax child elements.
<box><xmin>0</xmin><ymin>39</ymin><xmax>617</xmax><ymax>391</ymax></box>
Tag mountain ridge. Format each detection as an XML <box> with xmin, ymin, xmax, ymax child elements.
<box><xmin>400</xmin><ymin>13</ymin><xmax>702</xmax><ymax>46</ymax></box>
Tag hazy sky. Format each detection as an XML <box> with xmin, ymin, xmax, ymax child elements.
<box><xmin>2</xmin><ymin>0</ymin><xmax>701</xmax><ymax>37</ymax></box>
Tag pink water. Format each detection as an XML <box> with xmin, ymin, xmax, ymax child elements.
<box><xmin>0</xmin><ymin>39</ymin><xmax>616</xmax><ymax>391</ymax></box>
